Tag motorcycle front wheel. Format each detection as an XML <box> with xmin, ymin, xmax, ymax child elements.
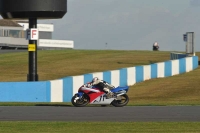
<box><xmin>71</xmin><ymin>94</ymin><xmax>90</xmax><ymax>107</ymax></box>
<box><xmin>111</xmin><ymin>94</ymin><xmax>129</xmax><ymax>107</ymax></box>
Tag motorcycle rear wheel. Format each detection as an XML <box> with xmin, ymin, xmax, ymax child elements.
<box><xmin>111</xmin><ymin>94</ymin><xmax>129</xmax><ymax>107</ymax></box>
<box><xmin>71</xmin><ymin>94</ymin><xmax>90</xmax><ymax>107</ymax></box>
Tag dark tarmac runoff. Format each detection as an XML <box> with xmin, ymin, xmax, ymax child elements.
<box><xmin>0</xmin><ymin>106</ymin><xmax>200</xmax><ymax>122</ymax></box>
<box><xmin>0</xmin><ymin>49</ymin><xmax>27</xmax><ymax>54</ymax></box>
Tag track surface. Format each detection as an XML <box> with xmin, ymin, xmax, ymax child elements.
<box><xmin>0</xmin><ymin>106</ymin><xmax>200</xmax><ymax>122</ymax></box>
<box><xmin>0</xmin><ymin>50</ymin><xmax>26</xmax><ymax>54</ymax></box>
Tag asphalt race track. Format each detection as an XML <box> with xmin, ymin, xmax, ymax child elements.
<box><xmin>0</xmin><ymin>50</ymin><xmax>27</xmax><ymax>54</ymax></box>
<box><xmin>0</xmin><ymin>106</ymin><xmax>200</xmax><ymax>122</ymax></box>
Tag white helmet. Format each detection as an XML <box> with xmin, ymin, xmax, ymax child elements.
<box><xmin>92</xmin><ymin>77</ymin><xmax>99</xmax><ymax>83</ymax></box>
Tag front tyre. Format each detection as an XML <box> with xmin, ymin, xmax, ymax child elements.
<box><xmin>71</xmin><ymin>94</ymin><xmax>90</xmax><ymax>107</ymax></box>
<box><xmin>111</xmin><ymin>94</ymin><xmax>129</xmax><ymax>107</ymax></box>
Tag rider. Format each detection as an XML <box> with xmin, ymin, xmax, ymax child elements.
<box><xmin>80</xmin><ymin>82</ymin><xmax>101</xmax><ymax>93</ymax></box>
<box><xmin>153</xmin><ymin>41</ymin><xmax>159</xmax><ymax>51</ymax></box>
<box><xmin>91</xmin><ymin>77</ymin><xmax>115</xmax><ymax>98</ymax></box>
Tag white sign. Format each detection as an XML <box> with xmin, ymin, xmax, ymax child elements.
<box><xmin>18</xmin><ymin>23</ymin><xmax>54</xmax><ymax>32</ymax></box>
<box><xmin>38</xmin><ymin>39</ymin><xmax>74</xmax><ymax>48</ymax></box>
<box><xmin>37</xmin><ymin>24</ymin><xmax>54</xmax><ymax>32</ymax></box>
<box><xmin>30</xmin><ymin>29</ymin><xmax>39</xmax><ymax>40</ymax></box>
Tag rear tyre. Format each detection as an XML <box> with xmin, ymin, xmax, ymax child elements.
<box><xmin>111</xmin><ymin>94</ymin><xmax>129</xmax><ymax>107</ymax></box>
<box><xmin>71</xmin><ymin>94</ymin><xmax>90</xmax><ymax>107</ymax></box>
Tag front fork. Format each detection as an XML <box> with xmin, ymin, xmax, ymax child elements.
<box><xmin>115</xmin><ymin>92</ymin><xmax>126</xmax><ymax>100</ymax></box>
<box><xmin>74</xmin><ymin>92</ymin><xmax>84</xmax><ymax>100</ymax></box>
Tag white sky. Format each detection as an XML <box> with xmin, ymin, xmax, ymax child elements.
<box><xmin>40</xmin><ymin>0</ymin><xmax>200</xmax><ymax>51</ymax></box>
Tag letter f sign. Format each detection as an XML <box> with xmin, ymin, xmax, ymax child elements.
<box><xmin>31</xmin><ymin>29</ymin><xmax>39</xmax><ymax>40</ymax></box>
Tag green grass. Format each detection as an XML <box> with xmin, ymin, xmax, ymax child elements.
<box><xmin>0</xmin><ymin>122</ymin><xmax>200</xmax><ymax>133</ymax></box>
<box><xmin>128</xmin><ymin>67</ymin><xmax>200</xmax><ymax>106</ymax></box>
<box><xmin>0</xmin><ymin>50</ymin><xmax>200</xmax><ymax>132</ymax></box>
<box><xmin>0</xmin><ymin>50</ymin><xmax>171</xmax><ymax>81</ymax></box>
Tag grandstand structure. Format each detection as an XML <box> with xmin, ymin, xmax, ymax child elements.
<box><xmin>0</xmin><ymin>19</ymin><xmax>74</xmax><ymax>50</ymax></box>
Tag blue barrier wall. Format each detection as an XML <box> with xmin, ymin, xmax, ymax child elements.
<box><xmin>0</xmin><ymin>55</ymin><xmax>198</xmax><ymax>102</ymax></box>
<box><xmin>0</xmin><ymin>81</ymin><xmax>50</xmax><ymax>102</ymax></box>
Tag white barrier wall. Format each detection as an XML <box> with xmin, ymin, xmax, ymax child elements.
<box><xmin>50</xmin><ymin>56</ymin><xmax>198</xmax><ymax>102</ymax></box>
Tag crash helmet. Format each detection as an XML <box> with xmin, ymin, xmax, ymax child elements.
<box><xmin>92</xmin><ymin>77</ymin><xmax>99</xmax><ymax>83</ymax></box>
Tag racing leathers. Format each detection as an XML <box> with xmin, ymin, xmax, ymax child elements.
<box><xmin>80</xmin><ymin>82</ymin><xmax>100</xmax><ymax>93</ymax></box>
<box><xmin>91</xmin><ymin>78</ymin><xmax>115</xmax><ymax>98</ymax></box>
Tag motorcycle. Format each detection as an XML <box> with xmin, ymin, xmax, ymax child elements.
<box><xmin>71</xmin><ymin>85</ymin><xmax>129</xmax><ymax>107</ymax></box>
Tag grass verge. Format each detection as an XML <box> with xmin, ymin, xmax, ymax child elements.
<box><xmin>0</xmin><ymin>122</ymin><xmax>200</xmax><ymax>133</ymax></box>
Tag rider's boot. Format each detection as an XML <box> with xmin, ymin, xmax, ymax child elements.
<box><xmin>103</xmin><ymin>88</ymin><xmax>114</xmax><ymax>99</ymax></box>
<box><xmin>105</xmin><ymin>91</ymin><xmax>114</xmax><ymax>99</ymax></box>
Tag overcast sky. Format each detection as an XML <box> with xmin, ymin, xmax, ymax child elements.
<box><xmin>39</xmin><ymin>0</ymin><xmax>200</xmax><ymax>51</ymax></box>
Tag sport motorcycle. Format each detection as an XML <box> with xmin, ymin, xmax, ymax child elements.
<box><xmin>71</xmin><ymin>85</ymin><xmax>129</xmax><ymax>107</ymax></box>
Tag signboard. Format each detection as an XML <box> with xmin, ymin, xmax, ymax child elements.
<box><xmin>31</xmin><ymin>29</ymin><xmax>38</xmax><ymax>40</ymax></box>
<box><xmin>28</xmin><ymin>44</ymin><xmax>36</xmax><ymax>51</ymax></box>
<box><xmin>26</xmin><ymin>29</ymin><xmax>39</xmax><ymax>40</ymax></box>
<box><xmin>38</xmin><ymin>39</ymin><xmax>74</xmax><ymax>48</ymax></box>
<box><xmin>26</xmin><ymin>29</ymin><xmax>30</xmax><ymax>40</ymax></box>
<box><xmin>186</xmin><ymin>32</ymin><xmax>194</xmax><ymax>54</ymax></box>
<box><xmin>183</xmin><ymin>34</ymin><xmax>187</xmax><ymax>42</ymax></box>
<box><xmin>19</xmin><ymin>23</ymin><xmax>54</xmax><ymax>32</ymax></box>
